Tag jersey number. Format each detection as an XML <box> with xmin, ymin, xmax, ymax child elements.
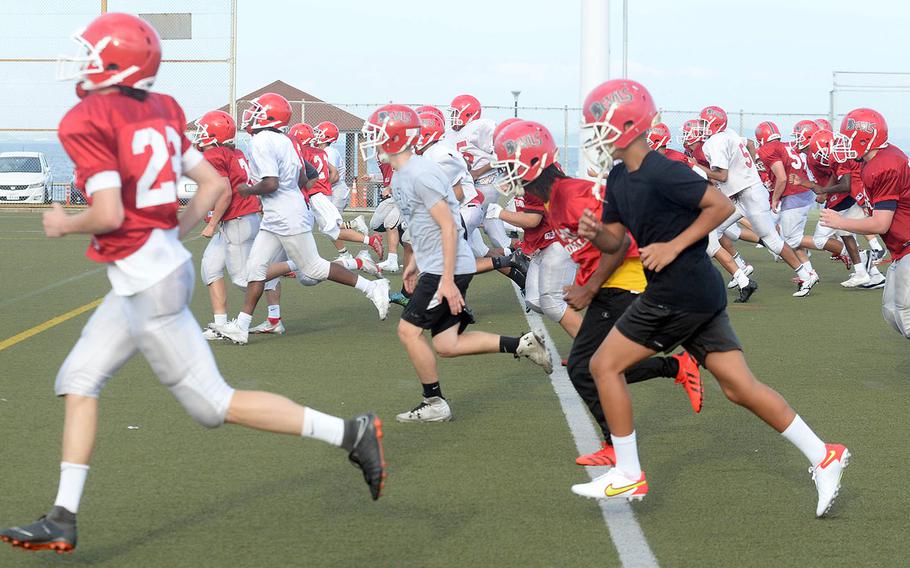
<box><xmin>784</xmin><ymin>146</ymin><xmax>805</xmax><ymax>170</ymax></box>
<box><xmin>237</xmin><ymin>156</ymin><xmax>252</xmax><ymax>185</ymax></box>
<box><xmin>738</xmin><ymin>142</ymin><xmax>753</xmax><ymax>168</ymax></box>
<box><xmin>133</xmin><ymin>125</ymin><xmax>182</xmax><ymax>209</ymax></box>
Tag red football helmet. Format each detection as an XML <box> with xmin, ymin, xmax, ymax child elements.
<box><xmin>792</xmin><ymin>120</ymin><xmax>820</xmax><ymax>150</ymax></box>
<box><xmin>807</xmin><ymin>129</ymin><xmax>834</xmax><ymax>168</ymax></box>
<box><xmin>361</xmin><ymin>104</ymin><xmax>421</xmax><ymax>162</ymax></box>
<box><xmin>814</xmin><ymin>118</ymin><xmax>832</xmax><ymax>131</ymax></box>
<box><xmin>289</xmin><ymin>123</ymin><xmax>316</xmax><ymax>147</ymax></box>
<box><xmin>415</xmin><ymin>112</ymin><xmax>445</xmax><ymax>154</ymax></box>
<box><xmin>754</xmin><ymin>121</ymin><xmax>781</xmax><ymax>146</ymax></box>
<box><xmin>57</xmin><ymin>12</ymin><xmax>162</xmax><ymax>92</ymax></box>
<box><xmin>448</xmin><ymin>94</ymin><xmax>481</xmax><ymax>130</ymax></box>
<box><xmin>581</xmin><ymin>78</ymin><xmax>658</xmax><ymax>174</ymax></box>
<box><xmin>680</xmin><ymin>119</ymin><xmax>701</xmax><ymax>147</ymax></box>
<box><xmin>832</xmin><ymin>108</ymin><xmax>888</xmax><ymax>163</ymax></box>
<box><xmin>415</xmin><ymin>105</ymin><xmax>446</xmax><ymax>126</ymax></box>
<box><xmin>193</xmin><ymin>110</ymin><xmax>237</xmax><ymax>147</ymax></box>
<box><xmin>241</xmin><ymin>93</ymin><xmax>292</xmax><ymax>133</ymax></box>
<box><xmin>646</xmin><ymin>123</ymin><xmax>671</xmax><ymax>150</ymax></box>
<box><xmin>493</xmin><ymin>117</ymin><xmax>522</xmax><ymax>142</ymax></box>
<box><xmin>491</xmin><ymin>120</ymin><xmax>558</xmax><ymax>197</ymax></box>
<box><xmin>693</xmin><ymin>106</ymin><xmax>727</xmax><ymax>140</ymax></box>
<box><xmin>314</xmin><ymin>121</ymin><xmax>339</xmax><ymax>145</ymax></box>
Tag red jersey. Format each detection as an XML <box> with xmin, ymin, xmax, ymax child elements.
<box><xmin>686</xmin><ymin>144</ymin><xmax>709</xmax><ymax>168</ymax></box>
<box><xmin>806</xmin><ymin>159</ymin><xmax>847</xmax><ymax>209</ymax></box>
<box><xmin>294</xmin><ymin>143</ymin><xmax>332</xmax><ymax>197</ymax></box>
<box><xmin>861</xmin><ymin>144</ymin><xmax>910</xmax><ymax>260</ymax></box>
<box><xmin>58</xmin><ymin>92</ymin><xmax>196</xmax><ymax>263</ymax></box>
<box><xmin>202</xmin><ymin>146</ymin><xmax>259</xmax><ymax>221</ymax></box>
<box><xmin>835</xmin><ymin>160</ymin><xmax>867</xmax><ymax>206</ymax></box>
<box><xmin>756</xmin><ymin>141</ymin><xmax>811</xmax><ymax>198</ymax></box>
<box><xmin>515</xmin><ymin>193</ymin><xmax>556</xmax><ymax>253</ymax></box>
<box><xmin>662</xmin><ymin>148</ymin><xmax>689</xmax><ymax>163</ymax></box>
<box><xmin>545</xmin><ymin>177</ymin><xmax>640</xmax><ymax>286</ymax></box>
<box><xmin>379</xmin><ymin>162</ymin><xmax>393</xmax><ymax>187</ymax></box>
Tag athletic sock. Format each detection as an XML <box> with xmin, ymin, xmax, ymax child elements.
<box><xmin>267</xmin><ymin>305</ymin><xmax>280</xmax><ymax>321</ymax></box>
<box><xmin>213</xmin><ymin>313</ymin><xmax>228</xmax><ymax>326</ymax></box>
<box><xmin>854</xmin><ymin>256</ymin><xmax>869</xmax><ymax>277</ymax></box>
<box><xmin>362</xmin><ymin>235</ymin><xmax>370</xmax><ymax>244</ymax></box>
<box><xmin>610</xmin><ymin>431</ymin><xmax>642</xmax><ymax>478</ymax></box>
<box><xmin>734</xmin><ymin>268</ymin><xmax>750</xmax><ymax>289</ymax></box>
<box><xmin>732</xmin><ymin>252</ymin><xmax>747</xmax><ymax>270</ymax></box>
<box><xmin>301</xmin><ymin>407</ymin><xmax>346</xmax><ymax>448</ymax></box>
<box><xmin>355</xmin><ymin>275</ymin><xmax>373</xmax><ymax>293</ymax></box>
<box><xmin>499</xmin><ymin>335</ymin><xmax>520</xmax><ymax>354</ymax></box>
<box><xmin>870</xmin><ymin>265</ymin><xmax>883</xmax><ymax>278</ymax></box>
<box><xmin>54</xmin><ymin>462</ymin><xmax>89</xmax><ymax>514</ymax></box>
<box><xmin>796</xmin><ymin>263</ymin><xmax>811</xmax><ymax>282</ymax></box>
<box><xmin>386</xmin><ymin>253</ymin><xmax>399</xmax><ymax>265</ymax></box>
<box><xmin>237</xmin><ymin>312</ymin><xmax>252</xmax><ymax>332</ymax></box>
<box><xmin>336</xmin><ymin>247</ymin><xmax>349</xmax><ymax>256</ymax></box>
<box><xmin>781</xmin><ymin>415</ymin><xmax>827</xmax><ymax>466</ymax></box>
<box><xmin>422</xmin><ymin>381</ymin><xmax>443</xmax><ymax>399</ymax></box>
<box><xmin>803</xmin><ymin>260</ymin><xmax>815</xmax><ymax>274</ymax></box>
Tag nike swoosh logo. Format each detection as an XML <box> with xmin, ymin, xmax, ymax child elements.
<box><xmin>604</xmin><ymin>480</ymin><xmax>646</xmax><ymax>497</ymax></box>
<box><xmin>819</xmin><ymin>449</ymin><xmax>837</xmax><ymax>469</ymax></box>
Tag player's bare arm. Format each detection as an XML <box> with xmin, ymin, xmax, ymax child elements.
<box><xmin>179</xmin><ymin>159</ymin><xmax>230</xmax><ymax>239</ymax></box>
<box><xmin>202</xmin><ymin>176</ymin><xmax>233</xmax><ymax>238</ymax></box>
<box><xmin>328</xmin><ymin>162</ymin><xmax>339</xmax><ymax>185</ymax></box>
<box><xmin>705</xmin><ymin>166</ymin><xmax>729</xmax><ymax>182</ymax></box>
<box><xmin>452</xmin><ymin>182</ymin><xmax>465</xmax><ymax>202</ymax></box>
<box><xmin>239</xmin><ymin>175</ymin><xmax>279</xmax><ymax>197</ymax></box>
<box><xmin>820</xmin><ymin>207</ymin><xmax>894</xmax><ymax>235</ymax></box>
<box><xmin>42</xmin><ymin>187</ymin><xmax>124</xmax><ymax>238</ymax></box>
<box><xmin>470</xmin><ymin>162</ymin><xmax>493</xmax><ymax>180</ymax></box>
<box><xmin>489</xmin><ymin>205</ymin><xmax>542</xmax><ymax>229</ymax></box>
<box><xmin>769</xmin><ymin>161</ymin><xmax>787</xmax><ymax>211</ymax></box>
<box><xmin>579</xmin><ymin>207</ymin><xmax>627</xmax><ymax>254</ymax></box>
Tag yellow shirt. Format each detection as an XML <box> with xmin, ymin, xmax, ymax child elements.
<box><xmin>603</xmin><ymin>257</ymin><xmax>647</xmax><ymax>293</ymax></box>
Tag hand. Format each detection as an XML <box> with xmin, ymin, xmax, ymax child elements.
<box><xmin>436</xmin><ymin>278</ymin><xmax>465</xmax><ymax>315</ymax></box>
<box><xmin>201</xmin><ymin>223</ymin><xmax>216</xmax><ymax>238</ymax></box>
<box><xmin>563</xmin><ymin>284</ymin><xmax>595</xmax><ymax>311</ymax></box>
<box><xmin>403</xmin><ymin>263</ymin><xmax>419</xmax><ymax>294</ymax></box>
<box><xmin>42</xmin><ymin>203</ymin><xmax>69</xmax><ymax>238</ymax></box>
<box><xmin>358</xmin><ymin>174</ymin><xmax>373</xmax><ymax>184</ymax></box>
<box><xmin>819</xmin><ymin>208</ymin><xmax>844</xmax><ymax>229</ymax></box>
<box><xmin>787</xmin><ymin>173</ymin><xmax>802</xmax><ymax>186</ymax></box>
<box><xmin>815</xmin><ymin>194</ymin><xmax>825</xmax><ymax>204</ymax></box>
<box><xmin>770</xmin><ymin>198</ymin><xmax>780</xmax><ymax>213</ymax></box>
<box><xmin>639</xmin><ymin>241</ymin><xmax>681</xmax><ymax>273</ymax></box>
<box><xmin>486</xmin><ymin>203</ymin><xmax>503</xmax><ymax>219</ymax></box>
<box><xmin>577</xmin><ymin>208</ymin><xmax>602</xmax><ymax>240</ymax></box>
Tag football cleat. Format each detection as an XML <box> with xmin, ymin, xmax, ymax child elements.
<box><xmin>356</xmin><ymin>250</ymin><xmax>382</xmax><ymax>276</ymax></box>
<box><xmin>509</xmin><ymin>249</ymin><xmax>531</xmax><ymax>274</ymax></box>
<box><xmin>249</xmin><ymin>319</ymin><xmax>286</xmax><ymax>335</ymax></box>
<box><xmin>334</xmin><ymin>252</ymin><xmax>354</xmax><ymax>263</ymax></box>
<box><xmin>576</xmin><ymin>442</ymin><xmax>616</xmax><ymax>467</ymax></box>
<box><xmin>831</xmin><ymin>253</ymin><xmax>853</xmax><ymax>270</ymax></box>
<box><xmin>792</xmin><ymin>271</ymin><xmax>819</xmax><ymax>298</ymax></box>
<box><xmin>389</xmin><ymin>291</ymin><xmax>410</xmax><ymax>307</ymax></box>
<box><xmin>214</xmin><ymin>319</ymin><xmax>249</xmax><ymax>344</ymax></box>
<box><xmin>733</xmin><ymin>278</ymin><xmax>758</xmax><ymax>303</ymax></box>
<box><xmin>202</xmin><ymin>325</ymin><xmax>224</xmax><ymax>341</ymax></box>
<box><xmin>727</xmin><ymin>264</ymin><xmax>754</xmax><ymax>289</ymax></box>
<box><xmin>840</xmin><ymin>272</ymin><xmax>871</xmax><ymax>288</ymax></box>
<box><xmin>671</xmin><ymin>351</ymin><xmax>703</xmax><ymax>413</ymax></box>
<box><xmin>812</xmin><ymin>443</ymin><xmax>850</xmax><ymax>517</ymax></box>
<box><xmin>859</xmin><ymin>274</ymin><xmax>886</xmax><ymax>290</ymax></box>
<box><xmin>350</xmin><ymin>214</ymin><xmax>370</xmax><ymax>236</ymax></box>
<box><xmin>377</xmin><ymin>258</ymin><xmax>401</xmax><ymax>274</ymax></box>
<box><xmin>515</xmin><ymin>330</ymin><xmax>552</xmax><ymax>374</ymax></box>
<box><xmin>396</xmin><ymin>396</ymin><xmax>452</xmax><ymax>423</ymax></box>
<box><xmin>367</xmin><ymin>278</ymin><xmax>390</xmax><ymax>320</ymax></box>
<box><xmin>347</xmin><ymin>413</ymin><xmax>387</xmax><ymax>501</ymax></box>
<box><xmin>571</xmin><ymin>469</ymin><xmax>648</xmax><ymax>501</ymax></box>
<box><xmin>368</xmin><ymin>234</ymin><xmax>384</xmax><ymax>258</ymax></box>
<box><xmin>0</xmin><ymin>506</ymin><xmax>77</xmax><ymax>553</ymax></box>
<box><xmin>871</xmin><ymin>248</ymin><xmax>887</xmax><ymax>265</ymax></box>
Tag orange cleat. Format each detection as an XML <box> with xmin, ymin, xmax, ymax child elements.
<box><xmin>672</xmin><ymin>351</ymin><xmax>703</xmax><ymax>413</ymax></box>
<box><xmin>576</xmin><ymin>442</ymin><xmax>616</xmax><ymax>467</ymax></box>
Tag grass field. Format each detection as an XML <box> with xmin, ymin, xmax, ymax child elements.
<box><xmin>0</xmin><ymin>209</ymin><xmax>908</xmax><ymax>567</ymax></box>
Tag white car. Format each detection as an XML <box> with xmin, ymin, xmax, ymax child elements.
<box><xmin>0</xmin><ymin>152</ymin><xmax>53</xmax><ymax>203</ymax></box>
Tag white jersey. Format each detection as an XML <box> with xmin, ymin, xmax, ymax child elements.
<box><xmin>702</xmin><ymin>129</ymin><xmax>763</xmax><ymax>197</ymax></box>
<box><xmin>248</xmin><ymin>130</ymin><xmax>312</xmax><ymax>235</ymax></box>
<box><xmin>323</xmin><ymin>145</ymin><xmax>348</xmax><ymax>193</ymax></box>
<box><xmin>422</xmin><ymin>142</ymin><xmax>477</xmax><ymax>204</ymax></box>
<box><xmin>447</xmin><ymin>118</ymin><xmax>497</xmax><ymax>182</ymax></box>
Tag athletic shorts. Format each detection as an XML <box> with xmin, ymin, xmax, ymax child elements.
<box><xmin>401</xmin><ymin>273</ymin><xmax>475</xmax><ymax>336</ymax></box>
<box><xmin>615</xmin><ymin>295</ymin><xmax>742</xmax><ymax>365</ymax></box>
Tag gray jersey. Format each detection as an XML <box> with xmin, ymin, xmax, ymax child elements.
<box><xmin>392</xmin><ymin>154</ymin><xmax>476</xmax><ymax>276</ymax></box>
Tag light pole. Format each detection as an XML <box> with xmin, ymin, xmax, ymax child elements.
<box><xmin>511</xmin><ymin>90</ymin><xmax>521</xmax><ymax>118</ymax></box>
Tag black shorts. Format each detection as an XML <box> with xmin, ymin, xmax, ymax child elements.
<box><xmin>401</xmin><ymin>273</ymin><xmax>475</xmax><ymax>336</ymax></box>
<box><xmin>614</xmin><ymin>295</ymin><xmax>742</xmax><ymax>365</ymax></box>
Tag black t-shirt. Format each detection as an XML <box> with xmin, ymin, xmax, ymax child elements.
<box><xmin>602</xmin><ymin>151</ymin><xmax>726</xmax><ymax>312</ymax></box>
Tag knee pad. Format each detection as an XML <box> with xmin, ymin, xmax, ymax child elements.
<box><xmin>761</xmin><ymin>231</ymin><xmax>785</xmax><ymax>255</ymax></box>
<box><xmin>539</xmin><ymin>292</ymin><xmax>568</xmax><ymax>323</ymax></box>
<box><xmin>302</xmin><ymin>256</ymin><xmax>331</xmax><ymax>282</ymax></box>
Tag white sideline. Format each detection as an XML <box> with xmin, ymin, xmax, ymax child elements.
<box><xmin>513</xmin><ymin>285</ymin><xmax>659</xmax><ymax>568</ymax></box>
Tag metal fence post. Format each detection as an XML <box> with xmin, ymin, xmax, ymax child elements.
<box><xmin>738</xmin><ymin>109</ymin><xmax>744</xmax><ymax>136</ymax></box>
<box><xmin>563</xmin><ymin>105</ymin><xmax>569</xmax><ymax>165</ymax></box>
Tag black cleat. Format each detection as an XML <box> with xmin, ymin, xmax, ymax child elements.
<box><xmin>509</xmin><ymin>250</ymin><xmax>531</xmax><ymax>274</ymax></box>
<box><xmin>347</xmin><ymin>413</ymin><xmax>387</xmax><ymax>501</ymax></box>
<box><xmin>506</xmin><ymin>266</ymin><xmax>527</xmax><ymax>289</ymax></box>
<box><xmin>734</xmin><ymin>279</ymin><xmax>758</xmax><ymax>303</ymax></box>
<box><xmin>0</xmin><ymin>506</ymin><xmax>77</xmax><ymax>553</ymax></box>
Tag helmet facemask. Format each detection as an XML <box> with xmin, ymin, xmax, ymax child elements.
<box><xmin>831</xmin><ymin>131</ymin><xmax>860</xmax><ymax>163</ymax></box>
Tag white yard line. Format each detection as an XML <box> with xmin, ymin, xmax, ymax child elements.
<box><xmin>513</xmin><ymin>285</ymin><xmax>659</xmax><ymax>568</ymax></box>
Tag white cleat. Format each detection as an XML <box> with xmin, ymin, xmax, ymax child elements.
<box><xmin>350</xmin><ymin>214</ymin><xmax>370</xmax><ymax>236</ymax></box>
<box><xmin>335</xmin><ymin>251</ymin><xmax>354</xmax><ymax>263</ymax></box>
<box><xmin>571</xmin><ymin>468</ymin><xmax>649</xmax><ymax>501</ymax></box>
<box><xmin>840</xmin><ymin>272</ymin><xmax>871</xmax><ymax>288</ymax></box>
<box><xmin>727</xmin><ymin>264</ymin><xmax>755</xmax><ymax>289</ymax></box>
<box><xmin>516</xmin><ymin>330</ymin><xmax>552</xmax><ymax>374</ymax></box>
<box><xmin>250</xmin><ymin>319</ymin><xmax>286</xmax><ymax>334</ymax></box>
<box><xmin>859</xmin><ymin>274</ymin><xmax>886</xmax><ymax>290</ymax></box>
<box><xmin>356</xmin><ymin>250</ymin><xmax>382</xmax><ymax>276</ymax></box>
<box><xmin>812</xmin><ymin>444</ymin><xmax>850</xmax><ymax>517</ymax></box>
<box><xmin>793</xmin><ymin>271</ymin><xmax>820</xmax><ymax>297</ymax></box>
<box><xmin>377</xmin><ymin>258</ymin><xmax>400</xmax><ymax>274</ymax></box>
<box><xmin>367</xmin><ymin>278</ymin><xmax>390</xmax><ymax>320</ymax></box>
<box><xmin>395</xmin><ymin>396</ymin><xmax>453</xmax><ymax>423</ymax></box>
<box><xmin>202</xmin><ymin>325</ymin><xmax>223</xmax><ymax>341</ymax></box>
<box><xmin>215</xmin><ymin>320</ymin><xmax>249</xmax><ymax>345</ymax></box>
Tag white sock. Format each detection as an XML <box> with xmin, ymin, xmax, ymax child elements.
<box><xmin>286</xmin><ymin>260</ymin><xmax>298</xmax><ymax>272</ymax></box>
<box><xmin>803</xmin><ymin>260</ymin><xmax>815</xmax><ymax>274</ymax></box>
<box><xmin>868</xmin><ymin>237</ymin><xmax>883</xmax><ymax>252</ymax></box>
<box><xmin>610</xmin><ymin>431</ymin><xmax>642</xmax><ymax>478</ymax></box>
<box><xmin>267</xmin><ymin>305</ymin><xmax>280</xmax><ymax>320</ymax></box>
<box><xmin>301</xmin><ymin>407</ymin><xmax>346</xmax><ymax>447</ymax></box>
<box><xmin>237</xmin><ymin>312</ymin><xmax>252</xmax><ymax>332</ymax></box>
<box><xmin>734</xmin><ymin>269</ymin><xmax>750</xmax><ymax>289</ymax></box>
<box><xmin>781</xmin><ymin>415</ymin><xmax>827</xmax><ymax>466</ymax></box>
<box><xmin>796</xmin><ymin>263</ymin><xmax>811</xmax><ymax>281</ymax></box>
<box><xmin>870</xmin><ymin>265</ymin><xmax>883</xmax><ymax>278</ymax></box>
<box><xmin>54</xmin><ymin>462</ymin><xmax>89</xmax><ymax>514</ymax></box>
<box><xmin>733</xmin><ymin>252</ymin><xmax>747</xmax><ymax>270</ymax></box>
<box><xmin>362</xmin><ymin>235</ymin><xmax>370</xmax><ymax>244</ymax></box>
<box><xmin>213</xmin><ymin>313</ymin><xmax>227</xmax><ymax>326</ymax></box>
<box><xmin>336</xmin><ymin>247</ymin><xmax>349</xmax><ymax>256</ymax></box>
<box><xmin>355</xmin><ymin>275</ymin><xmax>373</xmax><ymax>294</ymax></box>
<box><xmin>854</xmin><ymin>259</ymin><xmax>868</xmax><ymax>277</ymax></box>
<box><xmin>386</xmin><ymin>253</ymin><xmax>398</xmax><ymax>265</ymax></box>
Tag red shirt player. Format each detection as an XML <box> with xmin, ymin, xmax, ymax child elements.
<box><xmin>647</xmin><ymin>123</ymin><xmax>688</xmax><ymax>163</ymax></box>
<box><xmin>289</xmin><ymin>123</ymin><xmax>334</xmax><ymax>198</ymax></box>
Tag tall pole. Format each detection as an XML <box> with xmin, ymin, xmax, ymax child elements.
<box><xmin>622</xmin><ymin>0</ymin><xmax>628</xmax><ymax>78</ymax></box>
<box><xmin>511</xmin><ymin>90</ymin><xmax>521</xmax><ymax>118</ymax></box>
<box><xmin>229</xmin><ymin>0</ymin><xmax>237</xmax><ymax>121</ymax></box>
<box><xmin>579</xmin><ymin>0</ymin><xmax>610</xmax><ymax>176</ymax></box>
<box><xmin>100</xmin><ymin>0</ymin><xmax>107</xmax><ymax>13</ymax></box>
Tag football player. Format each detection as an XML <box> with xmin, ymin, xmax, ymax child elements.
<box><xmin>822</xmin><ymin>108</ymin><xmax>910</xmax><ymax>335</ymax></box>
<box><xmin>361</xmin><ymin>104</ymin><xmax>550</xmax><ymax>423</ymax></box>
<box><xmin>0</xmin><ymin>14</ymin><xmax>387</xmax><ymax>554</ymax></box>
<box><xmin>313</xmin><ymin>121</ymin><xmax>350</xmax><ymax>212</ymax></box>
<box><xmin>696</xmin><ymin>106</ymin><xmax>819</xmax><ymax>297</ymax></box>
<box><xmin>571</xmin><ymin>78</ymin><xmax>847</xmax><ymax>518</ymax></box>
<box><xmin>214</xmin><ymin>93</ymin><xmax>390</xmax><ymax>344</ymax></box>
